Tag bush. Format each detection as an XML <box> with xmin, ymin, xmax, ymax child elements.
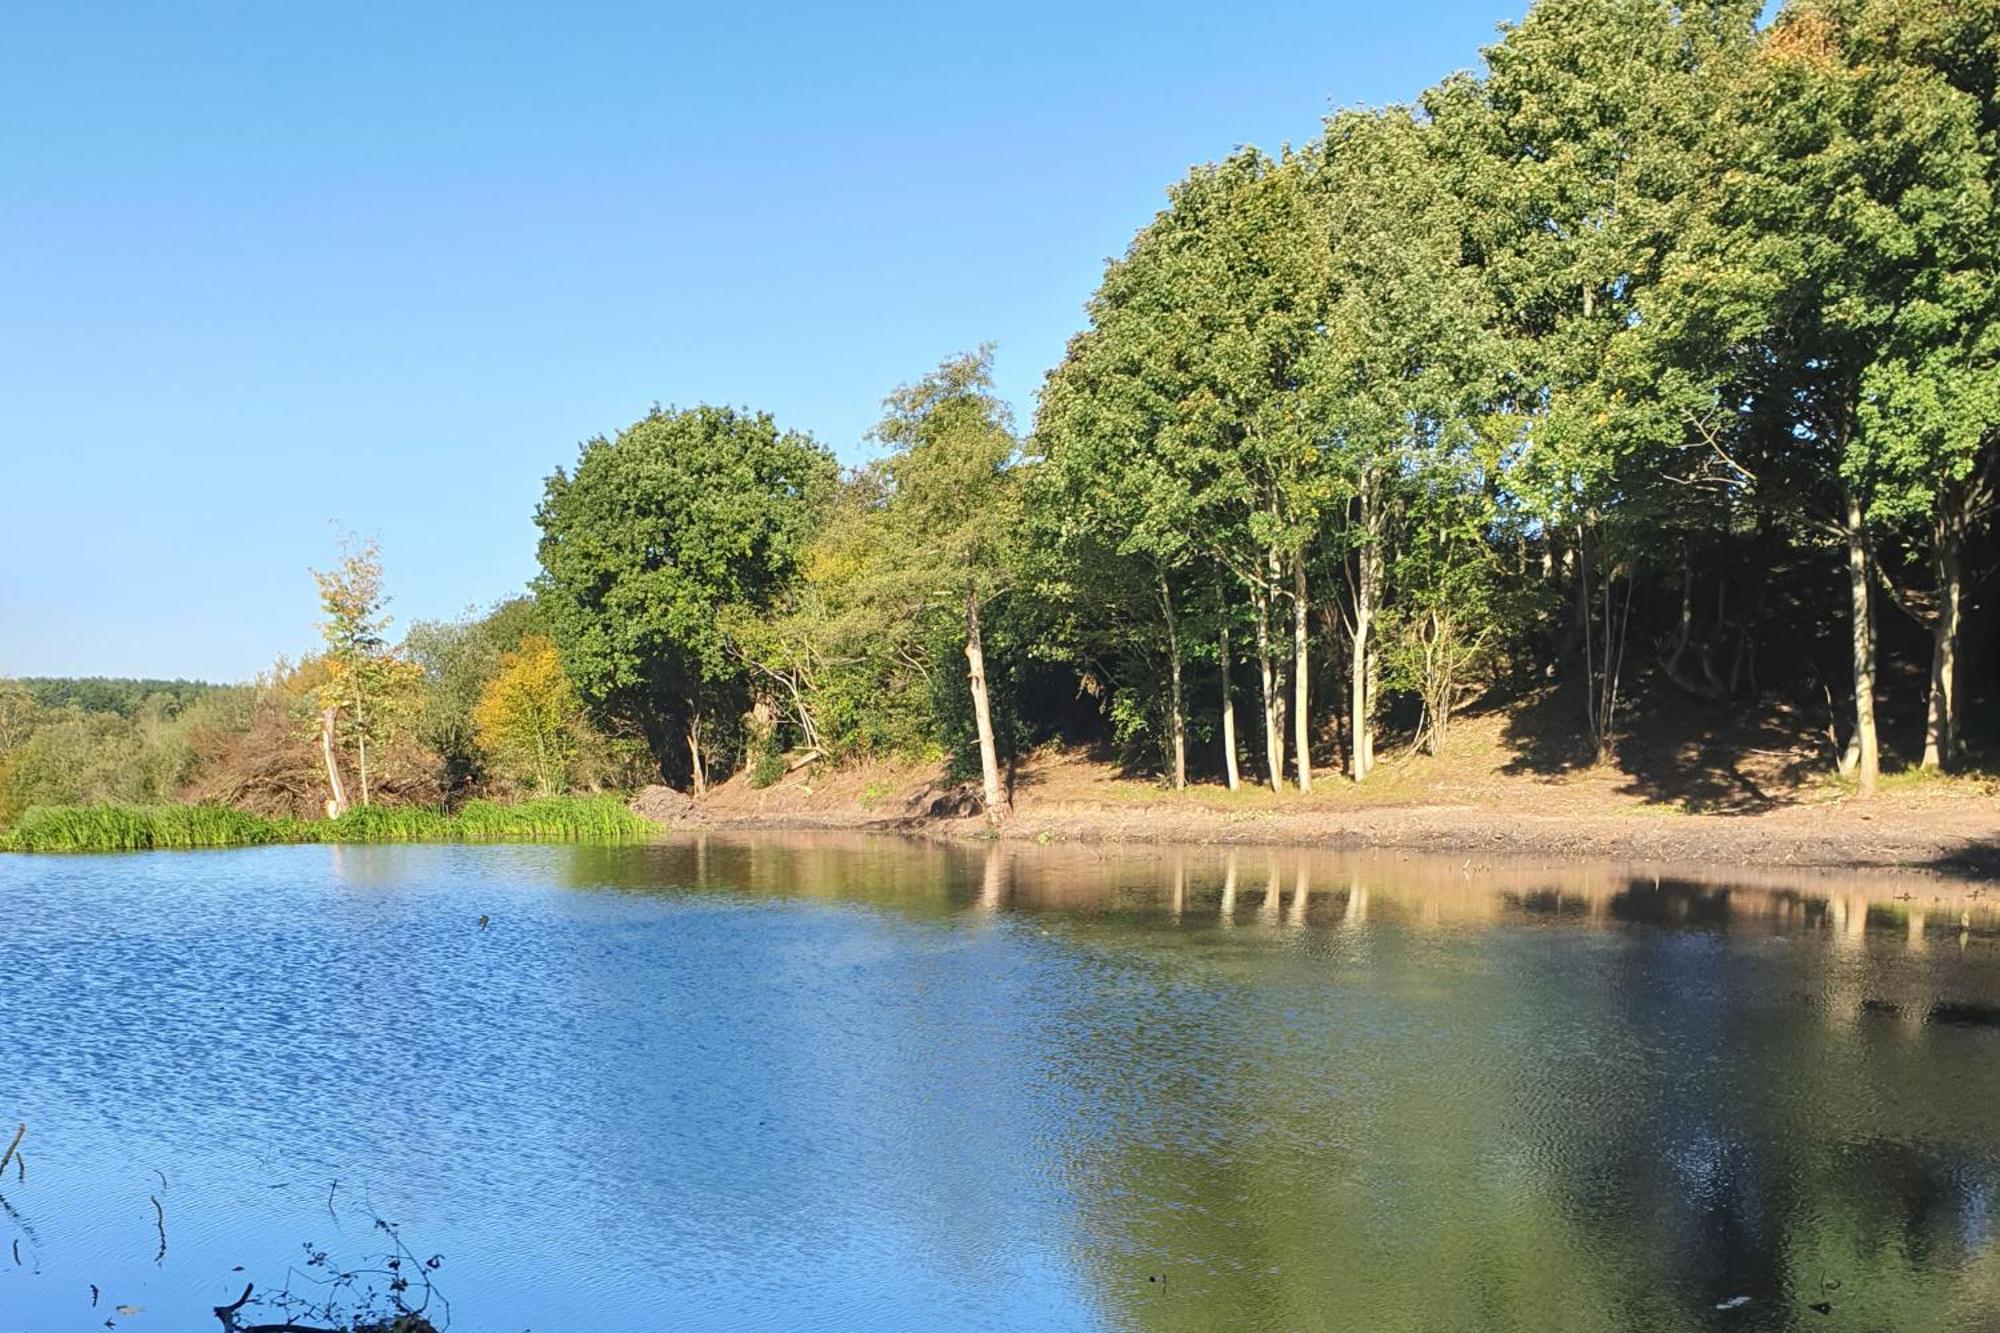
<box><xmin>748</xmin><ymin>744</ymin><xmax>787</xmax><ymax>789</ymax></box>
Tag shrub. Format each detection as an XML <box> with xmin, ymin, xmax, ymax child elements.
<box><xmin>748</xmin><ymin>745</ymin><xmax>787</xmax><ymax>789</ymax></box>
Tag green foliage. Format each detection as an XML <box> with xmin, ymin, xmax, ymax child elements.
<box><xmin>1</xmin><ymin>796</ymin><xmax>651</xmax><ymax>853</ymax></box>
<box><xmin>535</xmin><ymin>404</ymin><xmax>836</xmax><ymax>782</ymax></box>
<box><xmin>733</xmin><ymin>351</ymin><xmax>1026</xmax><ymax>781</ymax></box>
<box><xmin>313</xmin><ymin>537</ymin><xmax>424</xmax><ymax>807</ymax></box>
<box><xmin>404</xmin><ymin>597</ymin><xmax>545</xmax><ymax>794</ymax></box>
<box><xmin>13</xmin><ymin>677</ymin><xmax>232</xmax><ymax>717</ymax></box>
<box><xmin>443</xmin><ymin>796</ymin><xmax>650</xmax><ymax>841</ymax></box>
<box><xmin>1</xmin><ymin>803</ymin><xmax>288</xmax><ymax>852</ymax></box>
<box><xmin>17</xmin><ymin>0</ymin><xmax>2000</xmax><ymax>807</ymax></box>
<box><xmin>747</xmin><ymin>743</ymin><xmax>787</xmax><ymax>789</ymax></box>
<box><xmin>869</xmin><ymin>347</ymin><xmax>1023</xmax><ymax>607</ymax></box>
<box><xmin>0</xmin><ymin>685</ymin><xmax>258</xmax><ymax>828</ymax></box>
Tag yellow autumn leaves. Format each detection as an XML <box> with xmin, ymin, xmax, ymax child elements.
<box><xmin>471</xmin><ymin>635</ymin><xmax>585</xmax><ymax>797</ymax></box>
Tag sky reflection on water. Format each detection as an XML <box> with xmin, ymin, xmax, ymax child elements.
<box><xmin>1</xmin><ymin>836</ymin><xmax>1997</xmax><ymax>1332</ymax></box>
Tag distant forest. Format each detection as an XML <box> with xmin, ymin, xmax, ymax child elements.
<box><xmin>5</xmin><ymin>0</ymin><xmax>1997</xmax><ymax>827</ymax></box>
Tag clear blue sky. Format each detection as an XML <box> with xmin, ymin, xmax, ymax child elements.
<box><xmin>2</xmin><ymin>1</ymin><xmax>1518</xmax><ymax>682</ymax></box>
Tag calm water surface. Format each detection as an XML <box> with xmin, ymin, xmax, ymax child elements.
<box><xmin>2</xmin><ymin>836</ymin><xmax>1998</xmax><ymax>1331</ymax></box>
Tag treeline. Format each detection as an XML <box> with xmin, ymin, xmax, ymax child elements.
<box><xmin>534</xmin><ymin>0</ymin><xmax>2000</xmax><ymax>802</ymax></box>
<box><xmin>0</xmin><ymin>562</ymin><xmax>653</xmax><ymax>831</ymax></box>
<box><xmin>7</xmin><ymin>0</ymin><xmax>1994</xmax><ymax>830</ymax></box>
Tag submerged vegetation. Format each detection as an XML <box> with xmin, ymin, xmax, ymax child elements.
<box><xmin>7</xmin><ymin>0</ymin><xmax>2000</xmax><ymax>846</ymax></box>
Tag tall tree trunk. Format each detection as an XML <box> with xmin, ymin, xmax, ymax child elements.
<box><xmin>1575</xmin><ymin>523</ymin><xmax>1598</xmax><ymax>756</ymax></box>
<box><xmin>1844</xmin><ymin>490</ymin><xmax>1880</xmax><ymax>797</ymax></box>
<box><xmin>319</xmin><ymin>707</ymin><xmax>350</xmax><ymax>817</ymax></box>
<box><xmin>1349</xmin><ymin>479</ymin><xmax>1380</xmax><ymax>782</ymax></box>
<box><xmin>1218</xmin><ymin>585</ymin><xmax>1241</xmax><ymax>791</ymax></box>
<box><xmin>1252</xmin><ymin>574</ymin><xmax>1284</xmax><ymax>791</ymax></box>
<box><xmin>965</xmin><ymin>592</ymin><xmax>1006</xmax><ymax>813</ymax></box>
<box><xmin>1349</xmin><ymin>611</ymin><xmax>1371</xmax><ymax>782</ymax></box>
<box><xmin>1292</xmin><ymin>552</ymin><xmax>1312</xmax><ymax>794</ymax></box>
<box><xmin>1364</xmin><ymin>625</ymin><xmax>1379</xmax><ymax>777</ymax></box>
<box><xmin>1923</xmin><ymin>517</ymin><xmax>1964</xmax><ymax>771</ymax></box>
<box><xmin>1159</xmin><ymin>572</ymin><xmax>1187</xmax><ymax>790</ymax></box>
<box><xmin>687</xmin><ymin>708</ymin><xmax>706</xmax><ymax>797</ymax></box>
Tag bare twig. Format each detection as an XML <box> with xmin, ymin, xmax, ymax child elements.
<box><xmin>213</xmin><ymin>1282</ymin><xmax>255</xmax><ymax>1329</ymax></box>
<box><xmin>0</xmin><ymin>1124</ymin><xmax>24</xmax><ymax>1177</ymax></box>
<box><xmin>150</xmin><ymin>1193</ymin><xmax>167</xmax><ymax>1264</ymax></box>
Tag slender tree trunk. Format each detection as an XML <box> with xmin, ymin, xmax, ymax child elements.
<box><xmin>1575</xmin><ymin>523</ymin><xmax>1598</xmax><ymax>756</ymax></box>
<box><xmin>687</xmin><ymin>708</ymin><xmax>706</xmax><ymax>797</ymax></box>
<box><xmin>1252</xmin><ymin>574</ymin><xmax>1283</xmax><ymax>792</ymax></box>
<box><xmin>319</xmin><ymin>707</ymin><xmax>350</xmax><ymax>817</ymax></box>
<box><xmin>1923</xmin><ymin>520</ymin><xmax>1964</xmax><ymax>771</ymax></box>
<box><xmin>1844</xmin><ymin>490</ymin><xmax>1880</xmax><ymax>797</ymax></box>
<box><xmin>1292</xmin><ymin>552</ymin><xmax>1312</xmax><ymax>794</ymax></box>
<box><xmin>1350</xmin><ymin>610</ymin><xmax>1370</xmax><ymax>782</ymax></box>
<box><xmin>1160</xmin><ymin>572</ymin><xmax>1187</xmax><ymax>790</ymax></box>
<box><xmin>1364</xmin><ymin>627</ymin><xmax>1379</xmax><ymax>777</ymax></box>
<box><xmin>1349</xmin><ymin>480</ymin><xmax>1380</xmax><ymax>783</ymax></box>
<box><xmin>1218</xmin><ymin>586</ymin><xmax>1241</xmax><ymax>791</ymax></box>
<box><xmin>965</xmin><ymin>592</ymin><xmax>1006</xmax><ymax>813</ymax></box>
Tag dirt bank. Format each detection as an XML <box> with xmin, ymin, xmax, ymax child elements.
<box><xmin>647</xmin><ymin>708</ymin><xmax>2000</xmax><ymax>878</ymax></box>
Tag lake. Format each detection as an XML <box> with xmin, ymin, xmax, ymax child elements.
<box><xmin>1</xmin><ymin>835</ymin><xmax>1998</xmax><ymax>1331</ymax></box>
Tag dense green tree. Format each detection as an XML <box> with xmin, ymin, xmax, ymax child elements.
<box><xmin>864</xmin><ymin>349</ymin><xmax>1022</xmax><ymax>812</ymax></box>
<box><xmin>405</xmin><ymin>596</ymin><xmax>544</xmax><ymax>795</ymax></box>
<box><xmin>17</xmin><ymin>0</ymin><xmax>2000</xmax><ymax>824</ymax></box>
<box><xmin>1634</xmin><ymin>0</ymin><xmax>1998</xmax><ymax>792</ymax></box>
<box><xmin>1432</xmin><ymin>0</ymin><xmax>1761</xmax><ymax>762</ymax></box>
<box><xmin>534</xmin><ymin>405</ymin><xmax>836</xmax><ymax>792</ymax></box>
<box><xmin>1300</xmin><ymin>107</ymin><xmax>1498</xmax><ymax>778</ymax></box>
<box><xmin>1035</xmin><ymin>281</ymin><xmax>1205</xmax><ymax>787</ymax></box>
<box><xmin>1039</xmin><ymin>152</ymin><xmax>1327</xmax><ymax>792</ymax></box>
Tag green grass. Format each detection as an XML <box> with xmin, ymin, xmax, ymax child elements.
<box><xmin>0</xmin><ymin>803</ymin><xmax>291</xmax><ymax>852</ymax></box>
<box><xmin>0</xmin><ymin>795</ymin><xmax>654</xmax><ymax>853</ymax></box>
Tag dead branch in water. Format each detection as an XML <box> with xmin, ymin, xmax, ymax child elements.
<box><xmin>212</xmin><ymin>1212</ymin><xmax>445</xmax><ymax>1333</ymax></box>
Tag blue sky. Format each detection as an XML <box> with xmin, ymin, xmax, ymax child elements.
<box><xmin>2</xmin><ymin>1</ymin><xmax>1518</xmax><ymax>682</ymax></box>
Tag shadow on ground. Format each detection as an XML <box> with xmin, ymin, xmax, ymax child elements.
<box><xmin>1501</xmin><ymin>686</ymin><xmax>1829</xmax><ymax>814</ymax></box>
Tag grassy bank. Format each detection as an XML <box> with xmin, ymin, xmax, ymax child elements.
<box><xmin>0</xmin><ymin>796</ymin><xmax>654</xmax><ymax>853</ymax></box>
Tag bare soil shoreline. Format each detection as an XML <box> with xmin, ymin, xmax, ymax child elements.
<box><xmin>643</xmin><ymin>711</ymin><xmax>2000</xmax><ymax>882</ymax></box>
<box><xmin>682</xmin><ymin>799</ymin><xmax>2000</xmax><ymax>881</ymax></box>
